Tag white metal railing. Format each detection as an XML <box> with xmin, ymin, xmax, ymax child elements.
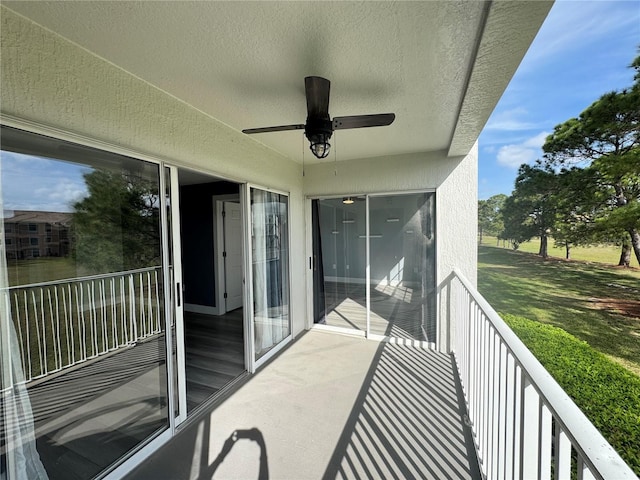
<box><xmin>441</xmin><ymin>269</ymin><xmax>637</xmax><ymax>480</ymax></box>
<box><xmin>6</xmin><ymin>266</ymin><xmax>163</xmax><ymax>384</ymax></box>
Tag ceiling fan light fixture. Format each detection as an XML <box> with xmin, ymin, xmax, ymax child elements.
<box><xmin>343</xmin><ymin>197</ymin><xmax>354</xmax><ymax>204</ymax></box>
<box><xmin>308</xmin><ymin>132</ymin><xmax>331</xmax><ymax>159</ymax></box>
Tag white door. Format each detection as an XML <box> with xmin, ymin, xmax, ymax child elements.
<box><xmin>223</xmin><ymin>201</ymin><xmax>243</xmax><ymax>311</ymax></box>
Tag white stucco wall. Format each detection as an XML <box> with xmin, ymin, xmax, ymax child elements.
<box><xmin>303</xmin><ymin>147</ymin><xmax>478</xmax><ymax>287</ymax></box>
<box><xmin>0</xmin><ymin>7</ymin><xmax>309</xmax><ymax>336</ymax></box>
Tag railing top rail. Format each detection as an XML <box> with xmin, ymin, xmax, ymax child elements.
<box><xmin>451</xmin><ymin>268</ymin><xmax>637</xmax><ymax>480</ymax></box>
<box><xmin>4</xmin><ymin>265</ymin><xmax>162</xmax><ymax>291</ymax></box>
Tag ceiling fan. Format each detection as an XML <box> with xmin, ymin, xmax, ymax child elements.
<box><xmin>242</xmin><ymin>76</ymin><xmax>395</xmax><ymax>159</ymax></box>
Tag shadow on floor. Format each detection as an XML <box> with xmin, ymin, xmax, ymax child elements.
<box><xmin>125</xmin><ymin>331</ymin><xmax>481</xmax><ymax>480</ymax></box>
<box><xmin>322</xmin><ymin>342</ymin><xmax>482</xmax><ymax>480</ymax></box>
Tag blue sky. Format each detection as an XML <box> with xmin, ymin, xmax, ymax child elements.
<box><xmin>1</xmin><ymin>151</ymin><xmax>90</xmax><ymax>213</ymax></box>
<box><xmin>479</xmin><ymin>0</ymin><xmax>640</xmax><ymax>200</ymax></box>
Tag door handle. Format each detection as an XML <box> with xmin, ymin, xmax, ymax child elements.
<box><xmin>176</xmin><ymin>282</ymin><xmax>181</xmax><ymax>307</ymax></box>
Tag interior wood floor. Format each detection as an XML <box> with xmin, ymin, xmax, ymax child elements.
<box><xmin>184</xmin><ymin>308</ymin><xmax>245</xmax><ymax>413</ymax></box>
<box><xmin>321</xmin><ymin>281</ymin><xmax>436</xmax><ymax>341</ymax></box>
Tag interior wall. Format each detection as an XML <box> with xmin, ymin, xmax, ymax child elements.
<box><xmin>0</xmin><ymin>6</ymin><xmax>307</xmax><ymax>337</ymax></box>
<box><xmin>317</xmin><ymin>194</ymin><xmax>436</xmax><ymax>284</ymax></box>
<box><xmin>180</xmin><ymin>181</ymin><xmax>238</xmax><ymax>309</ymax></box>
<box><xmin>303</xmin><ymin>147</ymin><xmax>478</xmax><ymax>287</ymax></box>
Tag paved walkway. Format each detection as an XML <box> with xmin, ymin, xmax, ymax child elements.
<box><xmin>126</xmin><ymin>329</ymin><xmax>481</xmax><ymax>480</ymax></box>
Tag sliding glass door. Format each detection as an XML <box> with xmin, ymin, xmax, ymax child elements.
<box><xmin>1</xmin><ymin>125</ymin><xmax>171</xmax><ymax>480</ymax></box>
<box><xmin>313</xmin><ymin>192</ymin><xmax>436</xmax><ymax>343</ymax></box>
<box><xmin>312</xmin><ymin>197</ymin><xmax>367</xmax><ymax>332</ymax></box>
<box><xmin>248</xmin><ymin>187</ymin><xmax>291</xmax><ymax>366</ymax></box>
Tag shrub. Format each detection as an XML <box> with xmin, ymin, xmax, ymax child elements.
<box><xmin>502</xmin><ymin>313</ymin><xmax>640</xmax><ymax>475</ymax></box>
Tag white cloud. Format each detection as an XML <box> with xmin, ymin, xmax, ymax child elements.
<box><xmin>523</xmin><ymin>131</ymin><xmax>550</xmax><ymax>149</ymax></box>
<box><xmin>496</xmin><ymin>131</ymin><xmax>550</xmax><ymax>169</ymax></box>
<box><xmin>497</xmin><ymin>145</ymin><xmax>536</xmax><ymax>168</ymax></box>
<box><xmin>35</xmin><ymin>180</ymin><xmax>87</xmax><ymax>207</ymax></box>
<box><xmin>485</xmin><ymin>108</ymin><xmax>539</xmax><ymax>131</ymax></box>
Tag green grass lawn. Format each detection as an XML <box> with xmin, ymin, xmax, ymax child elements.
<box><xmin>478</xmin><ymin>244</ymin><xmax>640</xmax><ymax>376</ymax></box>
<box><xmin>7</xmin><ymin>257</ymin><xmax>81</xmax><ymax>286</ymax></box>
<box><xmin>481</xmin><ymin>235</ymin><xmax>640</xmax><ymax>268</ymax></box>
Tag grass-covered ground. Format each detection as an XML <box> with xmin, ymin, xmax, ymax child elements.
<box><xmin>478</xmin><ymin>244</ymin><xmax>640</xmax><ymax>376</ymax></box>
<box><xmin>7</xmin><ymin>257</ymin><xmax>81</xmax><ymax>286</ymax></box>
<box><xmin>483</xmin><ymin>235</ymin><xmax>640</xmax><ymax>268</ymax></box>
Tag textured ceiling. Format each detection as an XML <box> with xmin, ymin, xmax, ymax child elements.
<box><xmin>3</xmin><ymin>1</ymin><xmax>552</xmax><ymax>163</ymax></box>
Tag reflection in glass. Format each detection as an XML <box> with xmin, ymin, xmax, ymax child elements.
<box><xmin>1</xmin><ymin>127</ymin><xmax>169</xmax><ymax>479</ymax></box>
<box><xmin>250</xmin><ymin>188</ymin><xmax>290</xmax><ymax>360</ymax></box>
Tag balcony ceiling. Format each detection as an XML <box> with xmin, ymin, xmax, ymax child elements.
<box><xmin>3</xmin><ymin>1</ymin><xmax>552</xmax><ymax>163</ymax></box>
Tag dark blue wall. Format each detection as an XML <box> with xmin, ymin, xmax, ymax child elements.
<box><xmin>180</xmin><ymin>181</ymin><xmax>239</xmax><ymax>308</ymax></box>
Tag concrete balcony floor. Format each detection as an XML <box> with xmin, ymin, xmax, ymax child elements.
<box><xmin>126</xmin><ymin>329</ymin><xmax>482</xmax><ymax>480</ymax></box>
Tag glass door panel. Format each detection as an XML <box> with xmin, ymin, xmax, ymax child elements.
<box><xmin>368</xmin><ymin>193</ymin><xmax>436</xmax><ymax>340</ymax></box>
<box><xmin>0</xmin><ymin>125</ymin><xmax>170</xmax><ymax>479</ymax></box>
<box><xmin>314</xmin><ymin>197</ymin><xmax>367</xmax><ymax>332</ymax></box>
<box><xmin>250</xmin><ymin>188</ymin><xmax>290</xmax><ymax>362</ymax></box>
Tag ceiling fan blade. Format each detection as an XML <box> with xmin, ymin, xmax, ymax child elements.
<box><xmin>305</xmin><ymin>76</ymin><xmax>331</xmax><ymax>119</ymax></box>
<box><xmin>242</xmin><ymin>124</ymin><xmax>305</xmax><ymax>134</ymax></box>
<box><xmin>332</xmin><ymin>113</ymin><xmax>396</xmax><ymax>130</ymax></box>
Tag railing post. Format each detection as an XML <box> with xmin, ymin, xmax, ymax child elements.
<box><xmin>121</xmin><ymin>276</ymin><xmax>128</xmax><ymax>345</ymax></box>
<box><xmin>138</xmin><ymin>273</ymin><xmax>146</xmax><ymax>338</ymax></box>
<box><xmin>39</xmin><ymin>289</ymin><xmax>47</xmax><ymax>376</ymax></box>
<box><xmin>496</xmin><ymin>342</ymin><xmax>508</xmax><ymax>480</ymax></box>
<box><xmin>100</xmin><ymin>279</ymin><xmax>107</xmax><ymax>353</ymax></box>
<box><xmin>129</xmin><ymin>273</ymin><xmax>137</xmax><ymax>342</ymax></box>
<box><xmin>539</xmin><ymin>403</ymin><xmax>552</xmax><ymax>480</ymax></box>
<box><xmin>503</xmin><ymin>352</ymin><xmax>516</xmax><ymax>478</ymax></box>
<box><xmin>521</xmin><ymin>376</ymin><xmax>541</xmax><ymax>478</ymax></box>
<box><xmin>487</xmin><ymin>329</ymin><xmax>498</xmax><ymax>479</ymax></box>
<box><xmin>578</xmin><ymin>458</ymin><xmax>597</xmax><ymax>480</ymax></box>
<box><xmin>50</xmin><ymin>288</ymin><xmax>61</xmax><ymax>371</ymax></box>
<box><xmin>110</xmin><ymin>278</ymin><xmax>117</xmax><ymax>350</ymax></box>
<box><xmin>77</xmin><ymin>284</ymin><xmax>86</xmax><ymax>361</ymax></box>
<box><xmin>554</xmin><ymin>426</ymin><xmax>572</xmax><ymax>480</ymax></box>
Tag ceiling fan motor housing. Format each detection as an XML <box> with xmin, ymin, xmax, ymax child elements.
<box><xmin>305</xmin><ymin>116</ymin><xmax>333</xmax><ymax>142</ymax></box>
